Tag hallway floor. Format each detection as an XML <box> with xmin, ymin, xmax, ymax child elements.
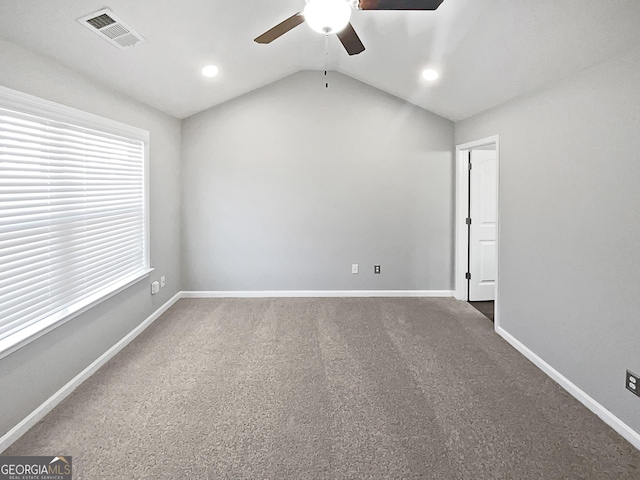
<box><xmin>469</xmin><ymin>301</ymin><xmax>494</xmax><ymax>322</ymax></box>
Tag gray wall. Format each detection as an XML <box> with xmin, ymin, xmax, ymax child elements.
<box><xmin>456</xmin><ymin>45</ymin><xmax>640</xmax><ymax>433</ymax></box>
<box><xmin>181</xmin><ymin>71</ymin><xmax>455</xmax><ymax>291</ymax></box>
<box><xmin>0</xmin><ymin>39</ymin><xmax>182</xmax><ymax>438</ymax></box>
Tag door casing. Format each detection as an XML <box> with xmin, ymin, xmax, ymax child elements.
<box><xmin>454</xmin><ymin>135</ymin><xmax>500</xmax><ymax>328</ymax></box>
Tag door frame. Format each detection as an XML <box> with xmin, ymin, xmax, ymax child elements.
<box><xmin>454</xmin><ymin>135</ymin><xmax>501</xmax><ymax>327</ymax></box>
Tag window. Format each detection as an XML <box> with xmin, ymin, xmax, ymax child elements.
<box><xmin>0</xmin><ymin>86</ymin><xmax>150</xmax><ymax>357</ymax></box>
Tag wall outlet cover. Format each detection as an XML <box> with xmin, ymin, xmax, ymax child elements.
<box><xmin>374</xmin><ymin>265</ymin><xmax>381</xmax><ymax>274</ymax></box>
<box><xmin>626</xmin><ymin>370</ymin><xmax>639</xmax><ymax>397</ymax></box>
<box><xmin>151</xmin><ymin>281</ymin><xmax>160</xmax><ymax>295</ymax></box>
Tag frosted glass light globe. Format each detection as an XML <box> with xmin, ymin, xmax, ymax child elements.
<box><xmin>303</xmin><ymin>0</ymin><xmax>351</xmax><ymax>35</ymax></box>
<box><xmin>421</xmin><ymin>68</ymin><xmax>439</xmax><ymax>81</ymax></box>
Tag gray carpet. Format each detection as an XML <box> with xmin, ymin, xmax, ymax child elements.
<box><xmin>4</xmin><ymin>298</ymin><xmax>640</xmax><ymax>479</ymax></box>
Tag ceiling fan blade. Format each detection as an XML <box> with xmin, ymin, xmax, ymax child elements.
<box><xmin>254</xmin><ymin>13</ymin><xmax>305</xmax><ymax>44</ymax></box>
<box><xmin>358</xmin><ymin>0</ymin><xmax>444</xmax><ymax>10</ymax></box>
<box><xmin>337</xmin><ymin>23</ymin><xmax>365</xmax><ymax>56</ymax></box>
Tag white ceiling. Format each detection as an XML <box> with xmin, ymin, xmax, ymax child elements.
<box><xmin>1</xmin><ymin>0</ymin><xmax>640</xmax><ymax>121</ymax></box>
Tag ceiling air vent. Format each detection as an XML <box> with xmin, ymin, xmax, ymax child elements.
<box><xmin>78</xmin><ymin>8</ymin><xmax>146</xmax><ymax>49</ymax></box>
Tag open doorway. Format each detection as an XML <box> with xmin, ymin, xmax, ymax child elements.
<box><xmin>454</xmin><ymin>136</ymin><xmax>500</xmax><ymax>326</ymax></box>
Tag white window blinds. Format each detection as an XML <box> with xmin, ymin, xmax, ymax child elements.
<box><xmin>0</xmin><ymin>88</ymin><xmax>149</xmax><ymax>355</ymax></box>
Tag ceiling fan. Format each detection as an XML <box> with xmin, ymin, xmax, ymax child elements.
<box><xmin>254</xmin><ymin>0</ymin><xmax>445</xmax><ymax>56</ymax></box>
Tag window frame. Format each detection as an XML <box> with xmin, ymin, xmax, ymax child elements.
<box><xmin>0</xmin><ymin>85</ymin><xmax>152</xmax><ymax>359</ymax></box>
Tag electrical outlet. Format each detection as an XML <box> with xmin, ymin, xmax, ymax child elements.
<box><xmin>352</xmin><ymin>264</ymin><xmax>358</xmax><ymax>274</ymax></box>
<box><xmin>151</xmin><ymin>281</ymin><xmax>160</xmax><ymax>295</ymax></box>
<box><xmin>160</xmin><ymin>275</ymin><xmax>166</xmax><ymax>288</ymax></box>
<box><xmin>374</xmin><ymin>265</ymin><xmax>381</xmax><ymax>274</ymax></box>
<box><xmin>626</xmin><ymin>370</ymin><xmax>640</xmax><ymax>397</ymax></box>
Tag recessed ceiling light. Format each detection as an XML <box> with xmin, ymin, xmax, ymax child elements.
<box><xmin>202</xmin><ymin>65</ymin><xmax>219</xmax><ymax>78</ymax></box>
<box><xmin>421</xmin><ymin>68</ymin><xmax>439</xmax><ymax>82</ymax></box>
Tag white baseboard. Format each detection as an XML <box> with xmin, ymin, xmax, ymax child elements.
<box><xmin>181</xmin><ymin>290</ymin><xmax>455</xmax><ymax>298</ymax></box>
<box><xmin>496</xmin><ymin>325</ymin><xmax>640</xmax><ymax>451</ymax></box>
<box><xmin>0</xmin><ymin>292</ymin><xmax>182</xmax><ymax>453</ymax></box>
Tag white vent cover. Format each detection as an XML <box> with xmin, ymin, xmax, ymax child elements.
<box><xmin>78</xmin><ymin>8</ymin><xmax>146</xmax><ymax>49</ymax></box>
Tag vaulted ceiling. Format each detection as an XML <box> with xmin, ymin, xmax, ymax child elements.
<box><xmin>1</xmin><ymin>1</ymin><xmax>640</xmax><ymax>120</ymax></box>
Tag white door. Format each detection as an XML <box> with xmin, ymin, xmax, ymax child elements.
<box><xmin>469</xmin><ymin>149</ymin><xmax>497</xmax><ymax>301</ymax></box>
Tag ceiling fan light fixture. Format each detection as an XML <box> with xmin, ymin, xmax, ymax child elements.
<box><xmin>303</xmin><ymin>0</ymin><xmax>352</xmax><ymax>34</ymax></box>
<box><xmin>421</xmin><ymin>68</ymin><xmax>439</xmax><ymax>81</ymax></box>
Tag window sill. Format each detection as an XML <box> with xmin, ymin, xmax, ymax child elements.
<box><xmin>0</xmin><ymin>268</ymin><xmax>154</xmax><ymax>361</ymax></box>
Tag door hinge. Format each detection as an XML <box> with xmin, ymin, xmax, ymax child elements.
<box><xmin>466</xmin><ymin>217</ymin><xmax>472</xmax><ymax>225</ymax></box>
<box><xmin>465</xmin><ymin>272</ymin><xmax>471</xmax><ymax>280</ymax></box>
<box><xmin>468</xmin><ymin>162</ymin><xmax>472</xmax><ymax>170</ymax></box>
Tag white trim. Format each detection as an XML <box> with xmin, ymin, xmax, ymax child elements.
<box><xmin>143</xmin><ymin>135</ymin><xmax>151</xmax><ymax>269</ymax></box>
<box><xmin>454</xmin><ymin>135</ymin><xmax>501</xmax><ymax>328</ymax></box>
<box><xmin>0</xmin><ymin>291</ymin><xmax>182</xmax><ymax>454</ymax></box>
<box><xmin>0</xmin><ymin>85</ymin><xmax>149</xmax><ymax>141</ymax></box>
<box><xmin>497</xmin><ymin>325</ymin><xmax>640</xmax><ymax>451</ymax></box>
<box><xmin>181</xmin><ymin>290</ymin><xmax>455</xmax><ymax>298</ymax></box>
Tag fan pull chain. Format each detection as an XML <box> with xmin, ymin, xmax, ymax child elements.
<box><xmin>324</xmin><ymin>34</ymin><xmax>329</xmax><ymax>88</ymax></box>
